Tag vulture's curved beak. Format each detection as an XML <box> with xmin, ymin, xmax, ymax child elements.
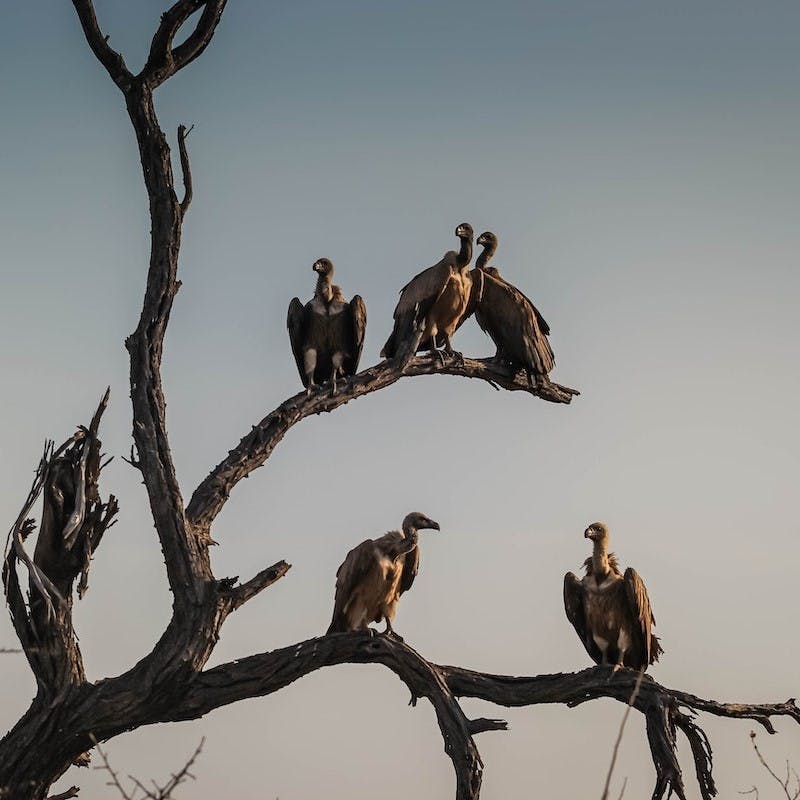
<box><xmin>426</xmin><ymin>519</ymin><xmax>441</xmax><ymax>531</ymax></box>
<box><xmin>584</xmin><ymin>527</ymin><xmax>592</xmax><ymax>539</ymax></box>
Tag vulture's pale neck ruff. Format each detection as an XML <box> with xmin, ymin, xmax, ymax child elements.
<box><xmin>591</xmin><ymin>536</ymin><xmax>615</xmax><ymax>580</ymax></box>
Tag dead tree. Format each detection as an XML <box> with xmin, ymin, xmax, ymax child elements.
<box><xmin>0</xmin><ymin>3</ymin><xmax>796</xmax><ymax>799</ymax></box>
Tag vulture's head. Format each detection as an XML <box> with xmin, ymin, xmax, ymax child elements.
<box><xmin>402</xmin><ymin>512</ymin><xmax>441</xmax><ymax>535</ymax></box>
<box><xmin>477</xmin><ymin>231</ymin><xmax>497</xmax><ymax>248</ymax></box>
<box><xmin>455</xmin><ymin>222</ymin><xmax>474</xmax><ymax>241</ymax></box>
<box><xmin>584</xmin><ymin>522</ymin><xmax>609</xmax><ymax>545</ymax></box>
<box><xmin>312</xmin><ymin>258</ymin><xmax>334</xmax><ymax>276</ymax></box>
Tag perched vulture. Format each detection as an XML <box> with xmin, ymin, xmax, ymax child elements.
<box><xmin>327</xmin><ymin>512</ymin><xmax>441</xmax><ymax>636</ymax></box>
<box><xmin>472</xmin><ymin>231</ymin><xmax>555</xmax><ymax>387</ymax></box>
<box><xmin>287</xmin><ymin>258</ymin><xmax>366</xmax><ymax>395</ymax></box>
<box><xmin>564</xmin><ymin>522</ymin><xmax>662</xmax><ymax>672</ymax></box>
<box><xmin>381</xmin><ymin>223</ymin><xmax>474</xmax><ymax>363</ymax></box>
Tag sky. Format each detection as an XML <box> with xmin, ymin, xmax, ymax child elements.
<box><xmin>1</xmin><ymin>1</ymin><xmax>799</xmax><ymax>797</ymax></box>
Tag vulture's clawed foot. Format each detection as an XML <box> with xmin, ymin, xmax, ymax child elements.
<box><xmin>433</xmin><ymin>348</ymin><xmax>448</xmax><ymax>367</ymax></box>
<box><xmin>450</xmin><ymin>350</ymin><xmax>465</xmax><ymax>367</ymax></box>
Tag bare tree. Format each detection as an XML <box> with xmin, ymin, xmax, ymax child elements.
<box><xmin>0</xmin><ymin>3</ymin><xmax>797</xmax><ymax>799</ymax></box>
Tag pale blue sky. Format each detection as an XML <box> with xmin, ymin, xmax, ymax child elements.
<box><xmin>1</xmin><ymin>2</ymin><xmax>799</xmax><ymax>798</ymax></box>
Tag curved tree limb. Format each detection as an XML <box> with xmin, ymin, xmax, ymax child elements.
<box><xmin>140</xmin><ymin>0</ymin><xmax>228</xmax><ymax>89</ymax></box>
<box><xmin>162</xmin><ymin>635</ymin><xmax>798</xmax><ymax>800</ymax></box>
<box><xmin>71</xmin><ymin>1</ymin><xmax>132</xmax><ymax>89</ymax></box>
<box><xmin>186</xmin><ymin>356</ymin><xmax>579</xmax><ymax>532</ymax></box>
<box><xmin>165</xmin><ymin>635</ymin><xmax>485</xmax><ymax>800</ymax></box>
<box><xmin>135</xmin><ymin>634</ymin><xmax>800</xmax><ymax>800</ymax></box>
<box><xmin>177</xmin><ymin>124</ymin><xmax>194</xmax><ymax>216</ymax></box>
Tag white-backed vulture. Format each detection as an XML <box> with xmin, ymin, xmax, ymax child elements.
<box><xmin>287</xmin><ymin>258</ymin><xmax>367</xmax><ymax>395</ymax></box>
<box><xmin>327</xmin><ymin>512</ymin><xmax>440</xmax><ymax>636</ymax></box>
<box><xmin>564</xmin><ymin>522</ymin><xmax>663</xmax><ymax>672</ymax></box>
<box><xmin>381</xmin><ymin>223</ymin><xmax>473</xmax><ymax>363</ymax></box>
<box><xmin>472</xmin><ymin>231</ymin><xmax>555</xmax><ymax>387</ymax></box>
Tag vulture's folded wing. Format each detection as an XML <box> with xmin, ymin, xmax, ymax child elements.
<box><xmin>327</xmin><ymin>539</ymin><xmax>377</xmax><ymax>634</ymax></box>
<box><xmin>287</xmin><ymin>297</ymin><xmax>309</xmax><ymax>386</ymax></box>
<box><xmin>623</xmin><ymin>567</ymin><xmax>662</xmax><ymax>666</ymax></box>
<box><xmin>564</xmin><ymin>572</ymin><xmax>602</xmax><ymax>664</ymax></box>
<box><xmin>399</xmin><ymin>541</ymin><xmax>420</xmax><ymax>595</ymax></box>
<box><xmin>478</xmin><ymin>275</ymin><xmax>555</xmax><ymax>374</ymax></box>
<box><xmin>393</xmin><ymin>252</ymin><xmax>457</xmax><ymax>319</ymax></box>
<box><xmin>347</xmin><ymin>294</ymin><xmax>367</xmax><ymax>374</ymax></box>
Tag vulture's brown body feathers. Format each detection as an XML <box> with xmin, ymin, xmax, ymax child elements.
<box><xmin>327</xmin><ymin>512</ymin><xmax>439</xmax><ymax>635</ymax></box>
<box><xmin>287</xmin><ymin>259</ymin><xmax>366</xmax><ymax>394</ymax></box>
<box><xmin>564</xmin><ymin>523</ymin><xmax>662</xmax><ymax>671</ymax></box>
<box><xmin>381</xmin><ymin>224</ymin><xmax>473</xmax><ymax>361</ymax></box>
<box><xmin>473</xmin><ymin>232</ymin><xmax>554</xmax><ymax>383</ymax></box>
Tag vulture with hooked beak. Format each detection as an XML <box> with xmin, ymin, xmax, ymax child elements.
<box><xmin>472</xmin><ymin>231</ymin><xmax>555</xmax><ymax>387</ymax></box>
<box><xmin>381</xmin><ymin>223</ymin><xmax>474</xmax><ymax>363</ymax></box>
<box><xmin>287</xmin><ymin>258</ymin><xmax>366</xmax><ymax>395</ymax></box>
<box><xmin>564</xmin><ymin>522</ymin><xmax>662</xmax><ymax>672</ymax></box>
<box><xmin>327</xmin><ymin>512</ymin><xmax>441</xmax><ymax>636</ymax></box>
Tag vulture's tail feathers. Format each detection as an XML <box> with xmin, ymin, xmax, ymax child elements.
<box><xmin>381</xmin><ymin>309</ymin><xmax>418</xmax><ymax>361</ymax></box>
<box><xmin>650</xmin><ymin>634</ymin><xmax>664</xmax><ymax>664</ymax></box>
<box><xmin>326</xmin><ymin>614</ymin><xmax>348</xmax><ymax>635</ymax></box>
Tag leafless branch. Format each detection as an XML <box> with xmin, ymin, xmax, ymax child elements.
<box><xmin>185</xmin><ymin>354</ymin><xmax>579</xmax><ymax>534</ymax></box>
<box><xmin>46</xmin><ymin>788</ymin><xmax>80</xmax><ymax>800</ymax></box>
<box><xmin>159</xmin><ymin>634</ymin><xmax>799</xmax><ymax>800</ymax></box>
<box><xmin>91</xmin><ymin>738</ymin><xmax>204</xmax><ymax>800</ymax></box>
<box><xmin>748</xmin><ymin>731</ymin><xmax>800</xmax><ymax>800</ymax></box>
<box><xmin>226</xmin><ymin>560</ymin><xmax>292</xmax><ymax>610</ymax></box>
<box><xmin>70</xmin><ymin>1</ymin><xmax>132</xmax><ymax>88</ymax></box>
<box><xmin>140</xmin><ymin>1</ymin><xmax>227</xmax><ymax>88</ymax></box>
<box><xmin>177</xmin><ymin>125</ymin><xmax>194</xmax><ymax>216</ymax></box>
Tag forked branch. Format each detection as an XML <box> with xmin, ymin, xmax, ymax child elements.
<box><xmin>141</xmin><ymin>0</ymin><xmax>228</xmax><ymax>88</ymax></box>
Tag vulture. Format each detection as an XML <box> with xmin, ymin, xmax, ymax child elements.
<box><xmin>472</xmin><ymin>231</ymin><xmax>555</xmax><ymax>387</ymax></box>
<box><xmin>381</xmin><ymin>223</ymin><xmax>474</xmax><ymax>363</ymax></box>
<box><xmin>564</xmin><ymin>522</ymin><xmax>663</xmax><ymax>672</ymax></box>
<box><xmin>287</xmin><ymin>258</ymin><xmax>366</xmax><ymax>395</ymax></box>
<box><xmin>327</xmin><ymin>512</ymin><xmax>441</xmax><ymax>636</ymax></box>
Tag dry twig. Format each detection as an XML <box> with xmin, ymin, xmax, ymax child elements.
<box><xmin>91</xmin><ymin>737</ymin><xmax>204</xmax><ymax>800</ymax></box>
<box><xmin>747</xmin><ymin>731</ymin><xmax>800</xmax><ymax>800</ymax></box>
